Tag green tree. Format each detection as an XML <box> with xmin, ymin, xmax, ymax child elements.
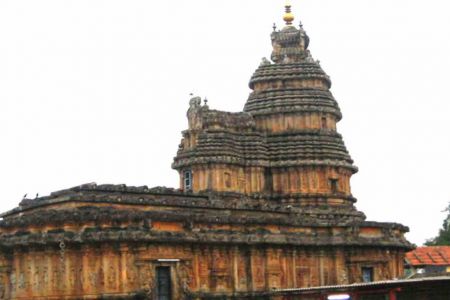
<box><xmin>425</xmin><ymin>202</ymin><xmax>450</xmax><ymax>246</ymax></box>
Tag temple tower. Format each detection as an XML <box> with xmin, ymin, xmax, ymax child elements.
<box><xmin>173</xmin><ymin>3</ymin><xmax>356</xmax><ymax>208</ymax></box>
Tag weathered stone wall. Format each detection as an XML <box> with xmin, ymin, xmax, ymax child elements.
<box><xmin>0</xmin><ymin>10</ymin><xmax>414</xmax><ymax>300</ymax></box>
<box><xmin>181</xmin><ymin>164</ymin><xmax>353</xmax><ymax>205</ymax></box>
<box><xmin>0</xmin><ymin>243</ymin><xmax>405</xmax><ymax>299</ymax></box>
<box><xmin>0</xmin><ymin>183</ymin><xmax>411</xmax><ymax>299</ymax></box>
<box><xmin>185</xmin><ymin>164</ymin><xmax>265</xmax><ymax>194</ymax></box>
<box><xmin>253</xmin><ymin>112</ymin><xmax>338</xmax><ymax>133</ymax></box>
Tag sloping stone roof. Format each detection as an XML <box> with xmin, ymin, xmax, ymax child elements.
<box><xmin>0</xmin><ymin>183</ymin><xmax>412</xmax><ymax>249</ymax></box>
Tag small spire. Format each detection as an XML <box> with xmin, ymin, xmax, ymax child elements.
<box><xmin>283</xmin><ymin>0</ymin><xmax>295</xmax><ymax>25</ymax></box>
<box><xmin>273</xmin><ymin>23</ymin><xmax>277</xmax><ymax>31</ymax></box>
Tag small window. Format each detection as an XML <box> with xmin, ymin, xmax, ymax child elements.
<box><xmin>264</xmin><ymin>168</ymin><xmax>273</xmax><ymax>192</ymax></box>
<box><xmin>224</xmin><ymin>172</ymin><xmax>231</xmax><ymax>188</ymax></box>
<box><xmin>321</xmin><ymin>117</ymin><xmax>327</xmax><ymax>129</ymax></box>
<box><xmin>329</xmin><ymin>179</ymin><xmax>338</xmax><ymax>194</ymax></box>
<box><xmin>362</xmin><ymin>267</ymin><xmax>374</xmax><ymax>283</ymax></box>
<box><xmin>184</xmin><ymin>170</ymin><xmax>192</xmax><ymax>191</ymax></box>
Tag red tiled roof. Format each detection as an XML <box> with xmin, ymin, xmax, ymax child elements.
<box><xmin>406</xmin><ymin>246</ymin><xmax>450</xmax><ymax>266</ymax></box>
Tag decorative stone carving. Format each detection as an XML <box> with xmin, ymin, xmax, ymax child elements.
<box><xmin>0</xmin><ymin>5</ymin><xmax>412</xmax><ymax>300</ymax></box>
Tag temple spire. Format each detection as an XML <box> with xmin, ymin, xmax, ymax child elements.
<box><xmin>283</xmin><ymin>0</ymin><xmax>295</xmax><ymax>25</ymax></box>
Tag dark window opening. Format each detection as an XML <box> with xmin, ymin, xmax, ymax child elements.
<box><xmin>329</xmin><ymin>179</ymin><xmax>338</xmax><ymax>194</ymax></box>
<box><xmin>264</xmin><ymin>168</ymin><xmax>273</xmax><ymax>193</ymax></box>
<box><xmin>156</xmin><ymin>266</ymin><xmax>172</xmax><ymax>300</ymax></box>
<box><xmin>184</xmin><ymin>170</ymin><xmax>192</xmax><ymax>191</ymax></box>
<box><xmin>362</xmin><ymin>267</ymin><xmax>374</xmax><ymax>283</ymax></box>
<box><xmin>224</xmin><ymin>172</ymin><xmax>231</xmax><ymax>188</ymax></box>
<box><xmin>321</xmin><ymin>117</ymin><xmax>327</xmax><ymax>129</ymax></box>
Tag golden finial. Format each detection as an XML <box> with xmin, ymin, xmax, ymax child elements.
<box><xmin>283</xmin><ymin>0</ymin><xmax>295</xmax><ymax>25</ymax></box>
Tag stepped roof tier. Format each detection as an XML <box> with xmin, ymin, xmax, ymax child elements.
<box><xmin>173</xmin><ymin>10</ymin><xmax>358</xmax><ymax>205</ymax></box>
<box><xmin>0</xmin><ymin>183</ymin><xmax>410</xmax><ymax>256</ymax></box>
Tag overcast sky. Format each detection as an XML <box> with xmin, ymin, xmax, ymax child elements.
<box><xmin>1</xmin><ymin>0</ymin><xmax>449</xmax><ymax>246</ymax></box>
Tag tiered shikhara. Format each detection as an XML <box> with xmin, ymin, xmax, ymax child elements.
<box><xmin>0</xmin><ymin>3</ymin><xmax>412</xmax><ymax>299</ymax></box>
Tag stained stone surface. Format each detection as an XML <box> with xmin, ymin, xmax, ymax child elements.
<box><xmin>0</xmin><ymin>20</ymin><xmax>412</xmax><ymax>300</ymax></box>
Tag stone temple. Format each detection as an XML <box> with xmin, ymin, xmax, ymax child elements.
<box><xmin>0</xmin><ymin>3</ymin><xmax>412</xmax><ymax>300</ymax></box>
